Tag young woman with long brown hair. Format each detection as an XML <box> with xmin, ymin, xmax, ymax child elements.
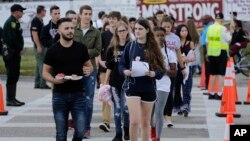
<box><xmin>119</xmin><ymin>18</ymin><xmax>165</xmax><ymax>141</ymax></box>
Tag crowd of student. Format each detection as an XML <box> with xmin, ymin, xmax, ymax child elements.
<box><xmin>1</xmin><ymin>3</ymin><xmax>248</xmax><ymax>141</ymax></box>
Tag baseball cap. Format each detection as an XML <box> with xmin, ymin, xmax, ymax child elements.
<box><xmin>11</xmin><ymin>4</ymin><xmax>26</xmax><ymax>12</ymax></box>
<box><xmin>215</xmin><ymin>12</ymin><xmax>224</xmax><ymax>19</ymax></box>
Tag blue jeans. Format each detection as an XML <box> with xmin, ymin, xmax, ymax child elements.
<box><xmin>174</xmin><ymin>66</ymin><xmax>193</xmax><ymax>112</ymax></box>
<box><xmin>52</xmin><ymin>92</ymin><xmax>86</xmax><ymax>141</ymax></box>
<box><xmin>111</xmin><ymin>87</ymin><xmax>129</xmax><ymax>135</ymax></box>
<box><xmin>83</xmin><ymin>69</ymin><xmax>97</xmax><ymax>131</ymax></box>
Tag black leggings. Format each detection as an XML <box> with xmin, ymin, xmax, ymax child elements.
<box><xmin>163</xmin><ymin>77</ymin><xmax>176</xmax><ymax>116</ymax></box>
<box><xmin>203</xmin><ymin>45</ymin><xmax>210</xmax><ymax>89</ymax></box>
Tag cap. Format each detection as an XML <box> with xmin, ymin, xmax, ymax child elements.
<box><xmin>231</xmin><ymin>11</ymin><xmax>237</xmax><ymax>16</ymax></box>
<box><xmin>215</xmin><ymin>12</ymin><xmax>224</xmax><ymax>19</ymax></box>
<box><xmin>11</xmin><ymin>4</ymin><xmax>26</xmax><ymax>12</ymax></box>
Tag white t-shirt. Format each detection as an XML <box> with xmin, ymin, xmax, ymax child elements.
<box><xmin>165</xmin><ymin>32</ymin><xmax>181</xmax><ymax>51</ymax></box>
<box><xmin>93</xmin><ymin>19</ymin><xmax>103</xmax><ymax>29</ymax></box>
<box><xmin>156</xmin><ymin>47</ymin><xmax>177</xmax><ymax>92</ymax></box>
<box><xmin>82</xmin><ymin>28</ymin><xmax>89</xmax><ymax>36</ymax></box>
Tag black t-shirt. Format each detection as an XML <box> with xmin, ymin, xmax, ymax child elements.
<box><xmin>41</xmin><ymin>20</ymin><xmax>59</xmax><ymax>48</ymax></box>
<box><xmin>231</xmin><ymin>29</ymin><xmax>246</xmax><ymax>45</ymax></box>
<box><xmin>44</xmin><ymin>41</ymin><xmax>90</xmax><ymax>93</ymax></box>
<box><xmin>105</xmin><ymin>45</ymin><xmax>126</xmax><ymax>90</ymax></box>
<box><xmin>100</xmin><ymin>30</ymin><xmax>113</xmax><ymax>72</ymax></box>
<box><xmin>101</xmin><ymin>30</ymin><xmax>113</xmax><ymax>60</ymax></box>
<box><xmin>30</xmin><ymin>16</ymin><xmax>43</xmax><ymax>46</ymax></box>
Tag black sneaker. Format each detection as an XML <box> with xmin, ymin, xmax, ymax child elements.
<box><xmin>40</xmin><ymin>85</ymin><xmax>51</xmax><ymax>89</ymax></box>
<box><xmin>14</xmin><ymin>99</ymin><xmax>25</xmax><ymax>105</ymax></box>
<box><xmin>99</xmin><ymin>123</ymin><xmax>110</xmax><ymax>132</ymax></box>
<box><xmin>7</xmin><ymin>100</ymin><xmax>22</xmax><ymax>106</ymax></box>
<box><xmin>177</xmin><ymin>111</ymin><xmax>183</xmax><ymax>115</ymax></box>
<box><xmin>208</xmin><ymin>94</ymin><xmax>215</xmax><ymax>100</ymax></box>
<box><xmin>112</xmin><ymin>134</ymin><xmax>123</xmax><ymax>141</ymax></box>
<box><xmin>123</xmin><ymin>127</ymin><xmax>129</xmax><ymax>140</ymax></box>
<box><xmin>215</xmin><ymin>94</ymin><xmax>222</xmax><ymax>100</ymax></box>
<box><xmin>183</xmin><ymin>110</ymin><xmax>188</xmax><ymax>117</ymax></box>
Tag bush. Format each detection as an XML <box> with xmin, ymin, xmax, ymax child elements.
<box><xmin>0</xmin><ymin>48</ymin><xmax>35</xmax><ymax>76</ymax></box>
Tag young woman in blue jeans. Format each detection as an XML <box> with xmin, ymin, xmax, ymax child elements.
<box><xmin>104</xmin><ymin>22</ymin><xmax>131</xmax><ymax>141</ymax></box>
<box><xmin>174</xmin><ymin>24</ymin><xmax>196</xmax><ymax>117</ymax></box>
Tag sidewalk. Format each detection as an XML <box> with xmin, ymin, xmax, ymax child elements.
<box><xmin>0</xmin><ymin>75</ymin><xmax>249</xmax><ymax>141</ymax></box>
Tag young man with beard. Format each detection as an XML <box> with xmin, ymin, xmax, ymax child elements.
<box><xmin>43</xmin><ymin>17</ymin><xmax>93</xmax><ymax>141</ymax></box>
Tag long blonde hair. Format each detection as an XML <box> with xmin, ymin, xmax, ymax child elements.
<box><xmin>109</xmin><ymin>22</ymin><xmax>131</xmax><ymax>59</ymax></box>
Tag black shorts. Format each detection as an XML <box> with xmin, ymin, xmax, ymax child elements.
<box><xmin>208</xmin><ymin>50</ymin><xmax>228</xmax><ymax>75</ymax></box>
<box><xmin>126</xmin><ymin>91</ymin><xmax>156</xmax><ymax>103</ymax></box>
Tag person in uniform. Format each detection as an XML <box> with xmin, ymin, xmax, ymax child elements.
<box><xmin>2</xmin><ymin>4</ymin><xmax>26</xmax><ymax>106</ymax></box>
<box><xmin>30</xmin><ymin>5</ymin><xmax>49</xmax><ymax>89</ymax></box>
<box><xmin>206</xmin><ymin>12</ymin><xmax>231</xmax><ymax>100</ymax></box>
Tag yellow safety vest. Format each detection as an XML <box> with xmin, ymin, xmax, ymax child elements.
<box><xmin>207</xmin><ymin>23</ymin><xmax>228</xmax><ymax>56</ymax></box>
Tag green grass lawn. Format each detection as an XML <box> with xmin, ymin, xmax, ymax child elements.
<box><xmin>0</xmin><ymin>44</ymin><xmax>250</xmax><ymax>76</ymax></box>
<box><xmin>0</xmin><ymin>48</ymin><xmax>36</xmax><ymax>76</ymax></box>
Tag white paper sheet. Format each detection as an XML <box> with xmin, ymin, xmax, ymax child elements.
<box><xmin>131</xmin><ymin>61</ymin><xmax>149</xmax><ymax>77</ymax></box>
<box><xmin>183</xmin><ymin>50</ymin><xmax>195</xmax><ymax>84</ymax></box>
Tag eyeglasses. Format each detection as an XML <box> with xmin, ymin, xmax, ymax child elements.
<box><xmin>117</xmin><ymin>29</ymin><xmax>127</xmax><ymax>33</ymax></box>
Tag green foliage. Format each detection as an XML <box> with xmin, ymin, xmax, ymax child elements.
<box><xmin>0</xmin><ymin>48</ymin><xmax>35</xmax><ymax>76</ymax></box>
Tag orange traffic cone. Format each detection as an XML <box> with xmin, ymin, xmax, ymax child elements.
<box><xmin>243</xmin><ymin>76</ymin><xmax>250</xmax><ymax>105</ymax></box>
<box><xmin>0</xmin><ymin>79</ymin><xmax>8</xmax><ymax>116</ymax></box>
<box><xmin>215</xmin><ymin>60</ymin><xmax>241</xmax><ymax>118</ymax></box>
<box><xmin>198</xmin><ymin>63</ymin><xmax>206</xmax><ymax>89</ymax></box>
<box><xmin>224</xmin><ymin>114</ymin><xmax>234</xmax><ymax>141</ymax></box>
<box><xmin>229</xmin><ymin>57</ymin><xmax>241</xmax><ymax>105</ymax></box>
<box><xmin>203</xmin><ymin>75</ymin><xmax>211</xmax><ymax>95</ymax></box>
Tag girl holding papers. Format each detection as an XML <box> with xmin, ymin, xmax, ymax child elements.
<box><xmin>119</xmin><ymin>18</ymin><xmax>165</xmax><ymax>141</ymax></box>
<box><xmin>174</xmin><ymin>24</ymin><xmax>196</xmax><ymax>117</ymax></box>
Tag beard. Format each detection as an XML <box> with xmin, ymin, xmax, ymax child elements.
<box><xmin>61</xmin><ymin>33</ymin><xmax>73</xmax><ymax>41</ymax></box>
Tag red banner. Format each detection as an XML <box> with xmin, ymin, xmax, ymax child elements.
<box><xmin>137</xmin><ymin>0</ymin><xmax>222</xmax><ymax>27</ymax></box>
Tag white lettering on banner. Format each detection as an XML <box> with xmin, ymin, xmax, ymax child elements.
<box><xmin>223</xmin><ymin>0</ymin><xmax>250</xmax><ymax>21</ymax></box>
<box><xmin>140</xmin><ymin>3</ymin><xmax>219</xmax><ymax>22</ymax></box>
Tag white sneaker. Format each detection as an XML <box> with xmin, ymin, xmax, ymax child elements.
<box><xmin>166</xmin><ymin>121</ymin><xmax>174</xmax><ymax>128</ymax></box>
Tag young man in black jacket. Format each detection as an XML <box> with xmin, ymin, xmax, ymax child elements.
<box><xmin>40</xmin><ymin>5</ymin><xmax>60</xmax><ymax>49</ymax></box>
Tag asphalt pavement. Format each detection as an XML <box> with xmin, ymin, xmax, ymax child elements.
<box><xmin>0</xmin><ymin>75</ymin><xmax>249</xmax><ymax>141</ymax></box>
